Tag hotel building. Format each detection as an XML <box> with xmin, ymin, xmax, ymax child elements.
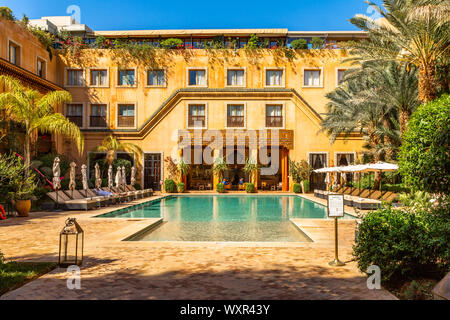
<box><xmin>0</xmin><ymin>15</ymin><xmax>366</xmax><ymax>191</ymax></box>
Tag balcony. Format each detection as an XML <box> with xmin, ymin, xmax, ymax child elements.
<box><xmin>90</xmin><ymin>116</ymin><xmax>107</xmax><ymax>128</ymax></box>
<box><xmin>117</xmin><ymin>115</ymin><xmax>134</xmax><ymax>127</ymax></box>
<box><xmin>227</xmin><ymin>116</ymin><xmax>244</xmax><ymax>128</ymax></box>
<box><xmin>266</xmin><ymin>116</ymin><xmax>283</xmax><ymax>128</ymax></box>
<box><xmin>67</xmin><ymin>116</ymin><xmax>83</xmax><ymax>127</ymax></box>
<box><xmin>188</xmin><ymin>116</ymin><xmax>205</xmax><ymax>128</ymax></box>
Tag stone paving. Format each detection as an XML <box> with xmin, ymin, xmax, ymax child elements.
<box><xmin>0</xmin><ymin>194</ymin><xmax>396</xmax><ymax>300</ymax></box>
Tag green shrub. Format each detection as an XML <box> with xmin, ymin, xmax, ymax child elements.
<box><xmin>293</xmin><ymin>183</ymin><xmax>302</xmax><ymax>193</ymax></box>
<box><xmin>33</xmin><ymin>187</ymin><xmax>49</xmax><ymax>201</ymax></box>
<box><xmin>160</xmin><ymin>38</ymin><xmax>183</xmax><ymax>49</ymax></box>
<box><xmin>245</xmin><ymin>183</ymin><xmax>255</xmax><ymax>193</ymax></box>
<box><xmin>310</xmin><ymin>37</ymin><xmax>324</xmax><ymax>49</ymax></box>
<box><xmin>133</xmin><ymin>183</ymin><xmax>141</xmax><ymax>190</ymax></box>
<box><xmin>302</xmin><ymin>180</ymin><xmax>310</xmax><ymax>193</ymax></box>
<box><xmin>353</xmin><ymin>203</ymin><xmax>450</xmax><ymax>283</ymax></box>
<box><xmin>290</xmin><ymin>39</ymin><xmax>308</xmax><ymax>49</ymax></box>
<box><xmin>399</xmin><ymin>94</ymin><xmax>450</xmax><ymax>195</ymax></box>
<box><xmin>37</xmin><ymin>154</ymin><xmax>70</xmax><ymax>178</ymax></box>
<box><xmin>164</xmin><ymin>179</ymin><xmax>176</xmax><ymax>193</ymax></box>
<box><xmin>0</xmin><ymin>7</ymin><xmax>14</xmax><ymax>21</ymax></box>
<box><xmin>216</xmin><ymin>183</ymin><xmax>225</xmax><ymax>193</ymax></box>
<box><xmin>176</xmin><ymin>182</ymin><xmax>185</xmax><ymax>193</ymax></box>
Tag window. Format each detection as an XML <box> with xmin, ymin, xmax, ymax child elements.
<box><xmin>89</xmin><ymin>104</ymin><xmax>107</xmax><ymax>128</ymax></box>
<box><xmin>188</xmin><ymin>69</ymin><xmax>206</xmax><ymax>86</ymax></box>
<box><xmin>304</xmin><ymin>70</ymin><xmax>321</xmax><ymax>87</ymax></box>
<box><xmin>266</xmin><ymin>105</ymin><xmax>283</xmax><ymax>128</ymax></box>
<box><xmin>37</xmin><ymin>58</ymin><xmax>46</xmax><ymax>78</ymax></box>
<box><xmin>147</xmin><ymin>70</ymin><xmax>165</xmax><ymax>86</ymax></box>
<box><xmin>66</xmin><ymin>104</ymin><xmax>83</xmax><ymax>127</ymax></box>
<box><xmin>90</xmin><ymin>69</ymin><xmax>108</xmax><ymax>86</ymax></box>
<box><xmin>117</xmin><ymin>104</ymin><xmax>135</xmax><ymax>127</ymax></box>
<box><xmin>266</xmin><ymin>69</ymin><xmax>283</xmax><ymax>86</ymax></box>
<box><xmin>337</xmin><ymin>69</ymin><xmax>346</xmax><ymax>85</ymax></box>
<box><xmin>67</xmin><ymin>69</ymin><xmax>84</xmax><ymax>86</ymax></box>
<box><xmin>188</xmin><ymin>104</ymin><xmax>206</xmax><ymax>127</ymax></box>
<box><xmin>8</xmin><ymin>41</ymin><xmax>20</xmax><ymax>66</ymax></box>
<box><xmin>227</xmin><ymin>69</ymin><xmax>244</xmax><ymax>86</ymax></box>
<box><xmin>227</xmin><ymin>104</ymin><xmax>244</xmax><ymax>128</ymax></box>
<box><xmin>118</xmin><ymin>69</ymin><xmax>135</xmax><ymax>86</ymax></box>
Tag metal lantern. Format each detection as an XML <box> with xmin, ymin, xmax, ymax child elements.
<box><xmin>59</xmin><ymin>218</ymin><xmax>84</xmax><ymax>267</ymax></box>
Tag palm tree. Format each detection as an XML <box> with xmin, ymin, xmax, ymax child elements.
<box><xmin>93</xmin><ymin>135</ymin><xmax>143</xmax><ymax>165</ymax></box>
<box><xmin>243</xmin><ymin>157</ymin><xmax>259</xmax><ymax>185</ymax></box>
<box><xmin>347</xmin><ymin>0</ymin><xmax>449</xmax><ymax>102</ymax></box>
<box><xmin>321</xmin><ymin>63</ymin><xmax>411</xmax><ymax>162</ymax></box>
<box><xmin>0</xmin><ymin>75</ymin><xmax>84</xmax><ymax>170</ymax></box>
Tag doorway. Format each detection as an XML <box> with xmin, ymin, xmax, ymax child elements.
<box><xmin>144</xmin><ymin>153</ymin><xmax>161</xmax><ymax>191</ymax></box>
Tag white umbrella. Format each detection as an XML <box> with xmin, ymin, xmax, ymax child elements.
<box><xmin>108</xmin><ymin>165</ymin><xmax>113</xmax><ymax>190</ymax></box>
<box><xmin>121</xmin><ymin>166</ymin><xmax>127</xmax><ymax>187</ymax></box>
<box><xmin>130</xmin><ymin>166</ymin><xmax>136</xmax><ymax>186</ymax></box>
<box><xmin>52</xmin><ymin>157</ymin><xmax>61</xmax><ymax>191</ymax></box>
<box><xmin>94</xmin><ymin>163</ymin><xmax>102</xmax><ymax>189</ymax></box>
<box><xmin>68</xmin><ymin>162</ymin><xmax>77</xmax><ymax>197</ymax></box>
<box><xmin>362</xmin><ymin>162</ymin><xmax>398</xmax><ymax>172</ymax></box>
<box><xmin>81</xmin><ymin>164</ymin><xmax>88</xmax><ymax>197</ymax></box>
<box><xmin>115</xmin><ymin>169</ymin><xmax>121</xmax><ymax>188</ymax></box>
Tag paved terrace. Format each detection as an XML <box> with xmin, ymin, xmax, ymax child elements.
<box><xmin>0</xmin><ymin>193</ymin><xmax>395</xmax><ymax>300</ymax></box>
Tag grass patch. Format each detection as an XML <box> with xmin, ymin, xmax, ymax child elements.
<box><xmin>0</xmin><ymin>261</ymin><xmax>57</xmax><ymax>296</ymax></box>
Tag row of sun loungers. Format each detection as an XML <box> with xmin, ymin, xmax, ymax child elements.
<box><xmin>46</xmin><ymin>185</ymin><xmax>153</xmax><ymax>210</ymax></box>
<box><xmin>314</xmin><ymin>187</ymin><xmax>398</xmax><ymax>210</ymax></box>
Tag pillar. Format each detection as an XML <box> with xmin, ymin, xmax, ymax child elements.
<box><xmin>281</xmin><ymin>147</ymin><xmax>289</xmax><ymax>191</ymax></box>
<box><xmin>250</xmin><ymin>148</ymin><xmax>258</xmax><ymax>190</ymax></box>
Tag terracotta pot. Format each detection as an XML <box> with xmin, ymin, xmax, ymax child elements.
<box><xmin>15</xmin><ymin>199</ymin><xmax>31</xmax><ymax>217</ymax></box>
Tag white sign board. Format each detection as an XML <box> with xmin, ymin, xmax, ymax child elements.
<box><xmin>327</xmin><ymin>194</ymin><xmax>344</xmax><ymax>217</ymax></box>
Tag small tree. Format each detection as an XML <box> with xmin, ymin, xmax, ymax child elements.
<box><xmin>289</xmin><ymin>159</ymin><xmax>312</xmax><ymax>193</ymax></box>
<box><xmin>310</xmin><ymin>37</ymin><xmax>324</xmax><ymax>49</ymax></box>
<box><xmin>178</xmin><ymin>159</ymin><xmax>190</xmax><ymax>184</ymax></box>
<box><xmin>398</xmin><ymin>94</ymin><xmax>449</xmax><ymax>195</ymax></box>
<box><xmin>290</xmin><ymin>39</ymin><xmax>308</xmax><ymax>49</ymax></box>
<box><xmin>213</xmin><ymin>157</ymin><xmax>227</xmax><ymax>182</ymax></box>
<box><xmin>243</xmin><ymin>158</ymin><xmax>259</xmax><ymax>186</ymax></box>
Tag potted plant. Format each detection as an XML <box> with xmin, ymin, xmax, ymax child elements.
<box><xmin>178</xmin><ymin>159</ymin><xmax>190</xmax><ymax>187</ymax></box>
<box><xmin>176</xmin><ymin>182</ymin><xmax>185</xmax><ymax>193</ymax></box>
<box><xmin>243</xmin><ymin>158</ymin><xmax>259</xmax><ymax>191</ymax></box>
<box><xmin>289</xmin><ymin>159</ymin><xmax>312</xmax><ymax>193</ymax></box>
<box><xmin>212</xmin><ymin>157</ymin><xmax>228</xmax><ymax>191</ymax></box>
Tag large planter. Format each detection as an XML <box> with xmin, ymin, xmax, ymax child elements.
<box><xmin>15</xmin><ymin>199</ymin><xmax>31</xmax><ymax>217</ymax></box>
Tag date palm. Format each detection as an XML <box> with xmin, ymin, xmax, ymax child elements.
<box><xmin>93</xmin><ymin>135</ymin><xmax>143</xmax><ymax>165</ymax></box>
<box><xmin>347</xmin><ymin>0</ymin><xmax>450</xmax><ymax>102</ymax></box>
<box><xmin>0</xmin><ymin>75</ymin><xmax>84</xmax><ymax>170</ymax></box>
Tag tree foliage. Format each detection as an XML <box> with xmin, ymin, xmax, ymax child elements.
<box><xmin>398</xmin><ymin>94</ymin><xmax>450</xmax><ymax>194</ymax></box>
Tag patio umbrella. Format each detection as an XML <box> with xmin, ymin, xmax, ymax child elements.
<box><xmin>121</xmin><ymin>166</ymin><xmax>127</xmax><ymax>188</ymax></box>
<box><xmin>108</xmin><ymin>165</ymin><xmax>113</xmax><ymax>191</ymax></box>
<box><xmin>68</xmin><ymin>162</ymin><xmax>77</xmax><ymax>198</ymax></box>
<box><xmin>81</xmin><ymin>164</ymin><xmax>88</xmax><ymax>197</ymax></box>
<box><xmin>324</xmin><ymin>172</ymin><xmax>330</xmax><ymax>190</ymax></box>
<box><xmin>130</xmin><ymin>166</ymin><xmax>136</xmax><ymax>186</ymax></box>
<box><xmin>52</xmin><ymin>157</ymin><xmax>61</xmax><ymax>209</ymax></box>
<box><xmin>362</xmin><ymin>162</ymin><xmax>399</xmax><ymax>191</ymax></box>
<box><xmin>115</xmin><ymin>168</ymin><xmax>121</xmax><ymax>188</ymax></box>
<box><xmin>94</xmin><ymin>163</ymin><xmax>102</xmax><ymax>189</ymax></box>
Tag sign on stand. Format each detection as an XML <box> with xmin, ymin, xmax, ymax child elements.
<box><xmin>327</xmin><ymin>194</ymin><xmax>345</xmax><ymax>267</ymax></box>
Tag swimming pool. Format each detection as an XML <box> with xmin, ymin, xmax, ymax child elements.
<box><xmin>97</xmin><ymin>195</ymin><xmax>354</xmax><ymax>242</ymax></box>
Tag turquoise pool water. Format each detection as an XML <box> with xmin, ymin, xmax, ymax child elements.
<box><xmin>97</xmin><ymin>195</ymin><xmax>354</xmax><ymax>242</ymax></box>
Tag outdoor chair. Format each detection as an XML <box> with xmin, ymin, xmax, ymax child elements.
<box><xmin>103</xmin><ymin>187</ymin><xmax>128</xmax><ymax>202</ymax></box>
<box><xmin>352</xmin><ymin>197</ymin><xmax>381</xmax><ymax>210</ymax></box>
<box><xmin>46</xmin><ymin>191</ymin><xmax>98</xmax><ymax>211</ymax></box>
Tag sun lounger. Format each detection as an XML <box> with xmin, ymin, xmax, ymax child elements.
<box><xmin>125</xmin><ymin>185</ymin><xmax>145</xmax><ymax>199</ymax></box>
<box><xmin>352</xmin><ymin>197</ymin><xmax>381</xmax><ymax>210</ymax></box>
<box><xmin>103</xmin><ymin>187</ymin><xmax>128</xmax><ymax>202</ymax></box>
<box><xmin>380</xmin><ymin>192</ymin><xmax>398</xmax><ymax>203</ymax></box>
<box><xmin>369</xmin><ymin>190</ymin><xmax>383</xmax><ymax>200</ymax></box>
<box><xmin>46</xmin><ymin>191</ymin><xmax>98</xmax><ymax>210</ymax></box>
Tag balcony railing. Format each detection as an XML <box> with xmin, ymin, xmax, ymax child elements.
<box><xmin>68</xmin><ymin>116</ymin><xmax>83</xmax><ymax>127</ymax></box>
<box><xmin>227</xmin><ymin>116</ymin><xmax>244</xmax><ymax>128</ymax></box>
<box><xmin>89</xmin><ymin>116</ymin><xmax>107</xmax><ymax>128</ymax></box>
<box><xmin>117</xmin><ymin>115</ymin><xmax>134</xmax><ymax>127</ymax></box>
<box><xmin>266</xmin><ymin>116</ymin><xmax>283</xmax><ymax>128</ymax></box>
<box><xmin>188</xmin><ymin>116</ymin><xmax>205</xmax><ymax>127</ymax></box>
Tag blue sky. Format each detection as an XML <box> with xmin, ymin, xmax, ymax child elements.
<box><xmin>2</xmin><ymin>0</ymin><xmax>381</xmax><ymax>31</ymax></box>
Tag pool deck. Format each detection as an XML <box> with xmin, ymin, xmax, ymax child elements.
<box><xmin>0</xmin><ymin>192</ymin><xmax>396</xmax><ymax>300</ymax></box>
